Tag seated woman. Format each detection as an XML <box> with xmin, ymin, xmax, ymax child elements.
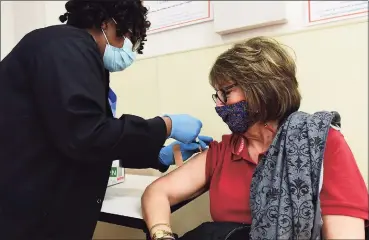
<box><xmin>141</xmin><ymin>37</ymin><xmax>368</xmax><ymax>240</ymax></box>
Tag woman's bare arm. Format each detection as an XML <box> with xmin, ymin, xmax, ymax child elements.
<box><xmin>322</xmin><ymin>215</ymin><xmax>365</xmax><ymax>239</ymax></box>
<box><xmin>141</xmin><ymin>150</ymin><xmax>208</xmax><ymax>237</ymax></box>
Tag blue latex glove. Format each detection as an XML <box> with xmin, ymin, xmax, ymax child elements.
<box><xmin>164</xmin><ymin>114</ymin><xmax>203</xmax><ymax>143</ymax></box>
<box><xmin>159</xmin><ymin>135</ymin><xmax>213</xmax><ymax>166</ymax></box>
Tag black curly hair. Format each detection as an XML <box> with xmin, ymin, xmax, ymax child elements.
<box><xmin>59</xmin><ymin>0</ymin><xmax>151</xmax><ymax>54</ymax></box>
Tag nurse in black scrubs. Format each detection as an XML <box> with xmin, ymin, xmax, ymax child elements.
<box><xmin>0</xmin><ymin>0</ymin><xmax>212</xmax><ymax>239</ymax></box>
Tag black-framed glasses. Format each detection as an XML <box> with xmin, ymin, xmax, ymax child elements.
<box><xmin>212</xmin><ymin>83</ymin><xmax>238</xmax><ymax>104</ymax></box>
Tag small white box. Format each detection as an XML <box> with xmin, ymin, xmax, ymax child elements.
<box><xmin>107</xmin><ymin>160</ymin><xmax>125</xmax><ymax>187</ymax></box>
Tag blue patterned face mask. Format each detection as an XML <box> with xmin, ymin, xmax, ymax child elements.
<box><xmin>215</xmin><ymin>100</ymin><xmax>253</xmax><ymax>134</ymax></box>
<box><xmin>108</xmin><ymin>88</ymin><xmax>117</xmax><ymax>117</ymax></box>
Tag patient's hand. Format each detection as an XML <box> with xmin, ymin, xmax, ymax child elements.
<box><xmin>159</xmin><ymin>135</ymin><xmax>213</xmax><ymax>166</ymax></box>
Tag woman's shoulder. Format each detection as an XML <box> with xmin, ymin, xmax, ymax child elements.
<box><xmin>324</xmin><ymin>126</ymin><xmax>356</xmax><ymax>160</ymax></box>
<box><xmin>324</xmin><ymin>127</ymin><xmax>355</xmax><ymax>165</ymax></box>
<box><xmin>327</xmin><ymin>125</ymin><xmax>343</xmax><ymax>140</ymax></box>
<box><xmin>208</xmin><ymin>134</ymin><xmax>234</xmax><ymax>153</ymax></box>
<box><xmin>205</xmin><ymin>134</ymin><xmax>235</xmax><ymax>180</ymax></box>
<box><xmin>209</xmin><ymin>134</ymin><xmax>240</xmax><ymax>147</ymax></box>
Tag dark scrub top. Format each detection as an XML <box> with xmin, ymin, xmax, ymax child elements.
<box><xmin>0</xmin><ymin>24</ymin><xmax>168</xmax><ymax>239</ymax></box>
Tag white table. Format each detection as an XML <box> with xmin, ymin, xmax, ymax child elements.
<box><xmin>99</xmin><ymin>174</ymin><xmax>198</xmax><ymax>239</ymax></box>
<box><xmin>101</xmin><ymin>174</ymin><xmax>158</xmax><ymax>219</ymax></box>
<box><xmin>100</xmin><ymin>174</ymin><xmax>158</xmax><ymax>232</ymax></box>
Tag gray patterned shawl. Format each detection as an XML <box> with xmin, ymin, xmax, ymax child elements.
<box><xmin>249</xmin><ymin>111</ymin><xmax>337</xmax><ymax>239</ymax></box>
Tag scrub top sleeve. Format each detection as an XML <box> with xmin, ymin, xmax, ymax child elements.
<box><xmin>32</xmin><ymin>37</ymin><xmax>168</xmax><ymax>169</ymax></box>
<box><xmin>117</xmin><ymin>115</ymin><xmax>169</xmax><ymax>171</ymax></box>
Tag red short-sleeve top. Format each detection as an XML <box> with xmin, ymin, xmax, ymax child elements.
<box><xmin>205</xmin><ymin>128</ymin><xmax>368</xmax><ymax>224</ymax></box>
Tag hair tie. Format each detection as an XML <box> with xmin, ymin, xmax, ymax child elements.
<box><xmin>59</xmin><ymin>12</ymin><xmax>70</xmax><ymax>23</ymax></box>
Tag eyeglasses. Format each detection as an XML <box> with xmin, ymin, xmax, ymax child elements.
<box><xmin>122</xmin><ymin>30</ymin><xmax>141</xmax><ymax>52</ymax></box>
<box><xmin>113</xmin><ymin>18</ymin><xmax>140</xmax><ymax>52</ymax></box>
<box><xmin>212</xmin><ymin>83</ymin><xmax>238</xmax><ymax>104</ymax></box>
<box><xmin>131</xmin><ymin>37</ymin><xmax>141</xmax><ymax>52</ymax></box>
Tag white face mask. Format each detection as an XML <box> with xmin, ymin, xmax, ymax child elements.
<box><xmin>101</xmin><ymin>19</ymin><xmax>136</xmax><ymax>72</ymax></box>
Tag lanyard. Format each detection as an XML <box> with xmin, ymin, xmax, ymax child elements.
<box><xmin>108</xmin><ymin>88</ymin><xmax>117</xmax><ymax>117</ymax></box>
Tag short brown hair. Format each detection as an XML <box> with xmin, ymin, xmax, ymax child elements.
<box><xmin>209</xmin><ymin>36</ymin><xmax>301</xmax><ymax>123</ymax></box>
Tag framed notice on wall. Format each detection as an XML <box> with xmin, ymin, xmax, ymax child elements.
<box><xmin>306</xmin><ymin>1</ymin><xmax>368</xmax><ymax>25</ymax></box>
<box><xmin>144</xmin><ymin>1</ymin><xmax>213</xmax><ymax>34</ymax></box>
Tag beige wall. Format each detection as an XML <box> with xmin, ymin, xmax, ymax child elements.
<box><xmin>93</xmin><ymin>21</ymin><xmax>368</xmax><ymax>239</ymax></box>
